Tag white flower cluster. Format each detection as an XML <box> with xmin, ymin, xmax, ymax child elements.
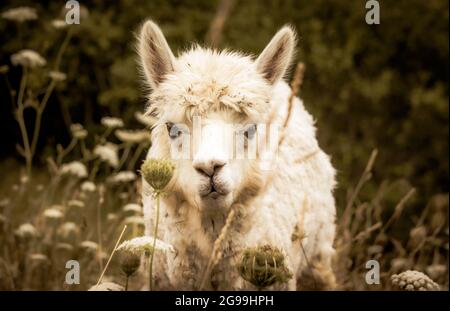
<box><xmin>94</xmin><ymin>144</ymin><xmax>119</xmax><ymax>168</ymax></box>
<box><xmin>15</xmin><ymin>223</ymin><xmax>38</xmax><ymax>239</ymax></box>
<box><xmin>117</xmin><ymin>236</ymin><xmax>175</xmax><ymax>255</ymax></box>
<box><xmin>109</xmin><ymin>171</ymin><xmax>136</xmax><ymax>183</ymax></box>
<box><xmin>115</xmin><ymin>129</ymin><xmax>150</xmax><ymax>144</ymax></box>
<box><xmin>11</xmin><ymin>49</ymin><xmax>46</xmax><ymax>68</ymax></box>
<box><xmin>101</xmin><ymin>117</ymin><xmax>124</xmax><ymax>129</ymax></box>
<box><xmin>60</xmin><ymin>161</ymin><xmax>88</xmax><ymax>178</ymax></box>
<box><xmin>70</xmin><ymin>124</ymin><xmax>88</xmax><ymax>140</ymax></box>
<box><xmin>1</xmin><ymin>6</ymin><xmax>37</xmax><ymax>22</ymax></box>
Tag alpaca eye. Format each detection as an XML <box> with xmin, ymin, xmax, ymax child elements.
<box><xmin>244</xmin><ymin>124</ymin><xmax>257</xmax><ymax>140</ymax></box>
<box><xmin>166</xmin><ymin>122</ymin><xmax>182</xmax><ymax>139</ymax></box>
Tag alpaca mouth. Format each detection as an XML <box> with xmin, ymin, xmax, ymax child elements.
<box><xmin>203</xmin><ymin>185</ymin><xmax>221</xmax><ymax>199</ymax></box>
<box><xmin>200</xmin><ymin>182</ymin><xmax>229</xmax><ymax>199</ymax></box>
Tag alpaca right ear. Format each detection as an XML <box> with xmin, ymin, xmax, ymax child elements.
<box><xmin>256</xmin><ymin>26</ymin><xmax>296</xmax><ymax>85</ymax></box>
<box><xmin>138</xmin><ymin>20</ymin><xmax>176</xmax><ymax>89</ymax></box>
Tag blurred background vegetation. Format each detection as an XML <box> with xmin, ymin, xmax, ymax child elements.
<box><xmin>0</xmin><ymin>0</ymin><xmax>448</xmax><ymax>290</ymax></box>
<box><xmin>1</xmin><ymin>0</ymin><xmax>448</xmax><ymax>217</ymax></box>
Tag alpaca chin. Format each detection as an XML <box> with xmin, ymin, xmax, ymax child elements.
<box><xmin>197</xmin><ymin>192</ymin><xmax>233</xmax><ymax>212</ymax></box>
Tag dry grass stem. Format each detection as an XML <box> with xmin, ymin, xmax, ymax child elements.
<box><xmin>96</xmin><ymin>225</ymin><xmax>128</xmax><ymax>286</ymax></box>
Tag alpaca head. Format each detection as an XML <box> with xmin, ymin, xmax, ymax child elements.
<box><xmin>138</xmin><ymin>20</ymin><xmax>296</xmax><ymax>211</ymax></box>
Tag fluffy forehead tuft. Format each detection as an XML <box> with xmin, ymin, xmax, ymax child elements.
<box><xmin>146</xmin><ymin>47</ymin><xmax>272</xmax><ymax>122</ymax></box>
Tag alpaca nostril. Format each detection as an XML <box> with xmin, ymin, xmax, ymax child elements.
<box><xmin>193</xmin><ymin>160</ymin><xmax>226</xmax><ymax>177</ymax></box>
<box><xmin>195</xmin><ymin>167</ymin><xmax>210</xmax><ymax>177</ymax></box>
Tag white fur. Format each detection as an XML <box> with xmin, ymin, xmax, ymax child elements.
<box><xmin>139</xmin><ymin>20</ymin><xmax>336</xmax><ymax>290</ymax></box>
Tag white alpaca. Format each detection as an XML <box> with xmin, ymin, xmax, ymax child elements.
<box><xmin>139</xmin><ymin>20</ymin><xmax>337</xmax><ymax>290</ymax></box>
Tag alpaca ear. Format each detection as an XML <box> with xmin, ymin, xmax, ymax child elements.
<box><xmin>256</xmin><ymin>26</ymin><xmax>296</xmax><ymax>85</ymax></box>
<box><xmin>138</xmin><ymin>20</ymin><xmax>176</xmax><ymax>89</ymax></box>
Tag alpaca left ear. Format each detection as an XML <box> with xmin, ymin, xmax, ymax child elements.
<box><xmin>256</xmin><ymin>26</ymin><xmax>296</xmax><ymax>85</ymax></box>
<box><xmin>138</xmin><ymin>20</ymin><xmax>176</xmax><ymax>89</ymax></box>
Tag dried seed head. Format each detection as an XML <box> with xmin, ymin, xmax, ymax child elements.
<box><xmin>119</xmin><ymin>251</ymin><xmax>141</xmax><ymax>277</ymax></box>
<box><xmin>238</xmin><ymin>245</ymin><xmax>292</xmax><ymax>289</ymax></box>
<box><xmin>391</xmin><ymin>270</ymin><xmax>440</xmax><ymax>291</ymax></box>
<box><xmin>140</xmin><ymin>158</ymin><xmax>175</xmax><ymax>193</ymax></box>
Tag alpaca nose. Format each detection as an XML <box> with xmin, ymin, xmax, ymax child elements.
<box><xmin>193</xmin><ymin>159</ymin><xmax>226</xmax><ymax>177</ymax></box>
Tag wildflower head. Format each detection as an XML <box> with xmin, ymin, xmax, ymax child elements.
<box><xmin>81</xmin><ymin>181</ymin><xmax>96</xmax><ymax>193</ymax></box>
<box><xmin>68</xmin><ymin>200</ymin><xmax>84</xmax><ymax>209</ymax></box>
<box><xmin>94</xmin><ymin>144</ymin><xmax>119</xmax><ymax>168</ymax></box>
<box><xmin>14</xmin><ymin>223</ymin><xmax>38</xmax><ymax>240</ymax></box>
<box><xmin>51</xmin><ymin>19</ymin><xmax>67</xmax><ymax>29</ymax></box>
<box><xmin>140</xmin><ymin>158</ymin><xmax>175</xmax><ymax>194</ymax></box>
<box><xmin>11</xmin><ymin>49</ymin><xmax>46</xmax><ymax>68</ymax></box>
<box><xmin>43</xmin><ymin>207</ymin><xmax>64</xmax><ymax>221</ymax></box>
<box><xmin>60</xmin><ymin>161</ymin><xmax>88</xmax><ymax>178</ymax></box>
<box><xmin>29</xmin><ymin>253</ymin><xmax>50</xmax><ymax>266</ymax></box>
<box><xmin>57</xmin><ymin>222</ymin><xmax>80</xmax><ymax>243</ymax></box>
<box><xmin>108</xmin><ymin>171</ymin><xmax>137</xmax><ymax>184</ymax></box>
<box><xmin>391</xmin><ymin>270</ymin><xmax>440</xmax><ymax>291</ymax></box>
<box><xmin>115</xmin><ymin>129</ymin><xmax>151</xmax><ymax>144</ymax></box>
<box><xmin>124</xmin><ymin>216</ymin><xmax>145</xmax><ymax>228</ymax></box>
<box><xmin>117</xmin><ymin>236</ymin><xmax>175</xmax><ymax>256</ymax></box>
<box><xmin>238</xmin><ymin>245</ymin><xmax>292</xmax><ymax>289</ymax></box>
<box><xmin>123</xmin><ymin>203</ymin><xmax>142</xmax><ymax>214</ymax></box>
<box><xmin>70</xmin><ymin>123</ymin><xmax>88</xmax><ymax>140</ymax></box>
<box><xmin>49</xmin><ymin>70</ymin><xmax>67</xmax><ymax>82</ymax></box>
<box><xmin>1</xmin><ymin>6</ymin><xmax>37</xmax><ymax>23</ymax></box>
<box><xmin>79</xmin><ymin>240</ymin><xmax>99</xmax><ymax>254</ymax></box>
<box><xmin>101</xmin><ymin>117</ymin><xmax>124</xmax><ymax>129</ymax></box>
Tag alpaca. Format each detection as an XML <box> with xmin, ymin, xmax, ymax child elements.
<box><xmin>139</xmin><ymin>20</ymin><xmax>337</xmax><ymax>290</ymax></box>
